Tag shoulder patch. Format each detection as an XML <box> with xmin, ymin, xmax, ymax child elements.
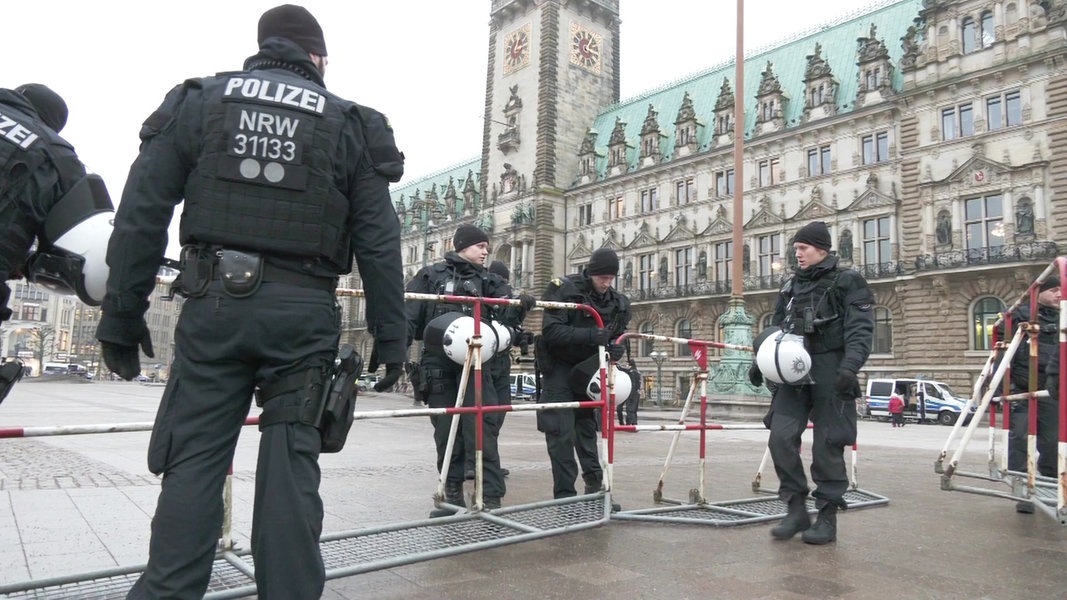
<box><xmin>550</xmin><ymin>278</ymin><xmax>563</xmax><ymax>287</ymax></box>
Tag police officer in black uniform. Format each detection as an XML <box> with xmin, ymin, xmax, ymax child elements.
<box><xmin>1</xmin><ymin>84</ymin><xmax>94</xmax><ymax>401</ymax></box>
<box><xmin>1000</xmin><ymin>277</ymin><xmax>1061</xmax><ymax>513</ymax></box>
<box><xmin>538</xmin><ymin>247</ymin><xmax>631</xmax><ymax>499</ymax></box>
<box><xmin>97</xmin><ymin>6</ymin><xmax>407</xmax><ymax>598</ymax></box>
<box><xmin>749</xmin><ymin>221</ymin><xmax>874</xmax><ymax>545</ymax></box>
<box><xmin>407</xmin><ymin>225</ymin><xmax>532</xmax><ymax>515</ymax></box>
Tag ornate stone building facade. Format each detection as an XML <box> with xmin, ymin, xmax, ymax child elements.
<box><xmin>374</xmin><ymin>0</ymin><xmax>1066</xmax><ymax>399</ymax></box>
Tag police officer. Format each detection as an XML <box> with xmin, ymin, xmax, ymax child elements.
<box><xmin>538</xmin><ymin>247</ymin><xmax>631</xmax><ymax>499</ymax></box>
<box><xmin>1000</xmin><ymin>277</ymin><xmax>1061</xmax><ymax>513</ymax></box>
<box><xmin>616</xmin><ymin>358</ymin><xmax>642</xmax><ymax>426</ymax></box>
<box><xmin>749</xmin><ymin>221</ymin><xmax>874</xmax><ymax>545</ymax></box>
<box><xmin>407</xmin><ymin>225</ymin><xmax>531</xmax><ymax>515</ymax></box>
<box><xmin>97</xmin><ymin>6</ymin><xmax>407</xmax><ymax>598</ymax></box>
<box><xmin>1</xmin><ymin>84</ymin><xmax>101</xmax><ymax>403</ymax></box>
<box><xmin>463</xmin><ymin>260</ymin><xmax>532</xmax><ymax>479</ymax></box>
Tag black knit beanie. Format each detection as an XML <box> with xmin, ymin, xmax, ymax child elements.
<box><xmin>489</xmin><ymin>260</ymin><xmax>510</xmax><ymax>282</ymax></box>
<box><xmin>453</xmin><ymin>224</ymin><xmax>489</xmax><ymax>252</ymax></box>
<box><xmin>258</xmin><ymin>4</ymin><xmax>328</xmax><ymax>56</ymax></box>
<box><xmin>1040</xmin><ymin>277</ymin><xmax>1061</xmax><ymax>293</ymax></box>
<box><xmin>791</xmin><ymin>221</ymin><xmax>832</xmax><ymax>251</ymax></box>
<box><xmin>587</xmin><ymin>248</ymin><xmax>620</xmax><ymax>276</ymax></box>
<box><xmin>16</xmin><ymin>84</ymin><xmax>68</xmax><ymax>133</ymax></box>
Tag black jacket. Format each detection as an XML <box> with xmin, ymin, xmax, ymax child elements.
<box><xmin>540</xmin><ymin>271</ymin><xmax>631</xmax><ymax>369</ymax></box>
<box><xmin>101</xmin><ymin>38</ymin><xmax>407</xmax><ymax>362</ymax></box>
<box><xmin>772</xmin><ymin>255</ymin><xmax>874</xmax><ymax>375</ymax></box>
<box><xmin>405</xmin><ymin>252</ymin><xmax>517</xmax><ymax>344</ymax></box>
<box><xmin>0</xmin><ymin>90</ymin><xmax>87</xmax><ymax>272</ymax></box>
<box><xmin>0</xmin><ymin>89</ymin><xmax>87</xmax><ymax>318</ymax></box>
<box><xmin>1001</xmin><ymin>303</ymin><xmax>1059</xmax><ymax>388</ymax></box>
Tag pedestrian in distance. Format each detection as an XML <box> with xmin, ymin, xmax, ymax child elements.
<box><xmin>748</xmin><ymin>221</ymin><xmax>875</xmax><ymax>545</ymax></box>
<box><xmin>888</xmin><ymin>391</ymin><xmax>905</xmax><ymax>428</ymax></box>
<box><xmin>97</xmin><ymin>5</ymin><xmax>408</xmax><ymax>597</ymax></box>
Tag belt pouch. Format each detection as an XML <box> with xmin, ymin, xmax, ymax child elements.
<box><xmin>218</xmin><ymin>250</ymin><xmax>263</xmax><ymax>298</ymax></box>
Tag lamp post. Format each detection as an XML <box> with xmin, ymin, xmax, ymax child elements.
<box><xmin>649</xmin><ymin>351</ymin><xmax>667</xmax><ymax>406</ymax></box>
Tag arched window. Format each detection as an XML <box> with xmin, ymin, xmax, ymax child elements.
<box><xmin>872</xmin><ymin>307</ymin><xmax>893</xmax><ymax>354</ymax></box>
<box><xmin>675</xmin><ymin>319</ymin><xmax>693</xmax><ymax>356</ymax></box>
<box><xmin>972</xmin><ymin>296</ymin><xmax>1006</xmax><ymax>351</ymax></box>
<box><xmin>980</xmin><ymin>11</ymin><xmax>994</xmax><ymax>48</ymax></box>
<box><xmin>640</xmin><ymin>322</ymin><xmax>655</xmax><ymax>357</ymax></box>
<box><xmin>760</xmin><ymin>313</ymin><xmax>776</xmax><ymax>330</ymax></box>
<box><xmin>962</xmin><ymin>17</ymin><xmax>977</xmax><ymax>54</ymax></box>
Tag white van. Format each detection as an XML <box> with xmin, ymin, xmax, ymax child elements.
<box><xmin>864</xmin><ymin>377</ymin><xmax>975</xmax><ymax>426</ymax></box>
<box><xmin>510</xmin><ymin>372</ymin><xmax>536</xmax><ymax>401</ymax></box>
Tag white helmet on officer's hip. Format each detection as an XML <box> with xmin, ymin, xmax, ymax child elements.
<box><xmin>587</xmin><ymin>364</ymin><xmax>633</xmax><ymax>402</ymax></box>
<box><xmin>422</xmin><ymin>312</ymin><xmax>499</xmax><ymax>366</ymax></box>
<box><xmin>24</xmin><ymin>174</ymin><xmax>114</xmax><ymax>306</ymax></box>
<box><xmin>755</xmin><ymin>331</ymin><xmax>812</xmax><ymax>384</ymax></box>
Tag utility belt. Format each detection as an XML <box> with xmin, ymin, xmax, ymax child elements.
<box><xmin>177</xmin><ymin>245</ymin><xmax>337</xmax><ymax>298</ymax></box>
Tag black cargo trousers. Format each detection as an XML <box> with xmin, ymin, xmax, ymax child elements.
<box><xmin>128</xmin><ymin>281</ymin><xmax>338</xmax><ymax>600</ymax></box>
<box><xmin>465</xmin><ymin>351</ymin><xmax>512</xmax><ymax>474</ymax></box>
<box><xmin>421</xmin><ymin>350</ymin><xmax>506</xmax><ymax>498</ymax></box>
<box><xmin>766</xmin><ymin>349</ymin><xmax>857</xmax><ymax>509</ymax></box>
<box><xmin>1007</xmin><ymin>378</ymin><xmax>1059</xmax><ymax>477</ymax></box>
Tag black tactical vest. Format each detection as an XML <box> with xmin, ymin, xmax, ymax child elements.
<box><xmin>780</xmin><ymin>269</ymin><xmax>844</xmax><ymax>354</ymax></box>
<box><xmin>425</xmin><ymin>262</ymin><xmax>490</xmax><ymax>320</ymax></box>
<box><xmin>179</xmin><ymin>70</ymin><xmax>352</xmax><ymax>269</ymax></box>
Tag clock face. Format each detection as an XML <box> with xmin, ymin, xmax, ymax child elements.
<box><xmin>503</xmin><ymin>24</ymin><xmax>531</xmax><ymax>74</ymax></box>
<box><xmin>569</xmin><ymin>22</ymin><xmax>602</xmax><ymax>74</ymax></box>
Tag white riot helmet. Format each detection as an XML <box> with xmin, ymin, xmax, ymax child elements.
<box><xmin>587</xmin><ymin>364</ymin><xmax>633</xmax><ymax>402</ymax></box>
<box><xmin>423</xmin><ymin>312</ymin><xmax>501</xmax><ymax>366</ymax></box>
<box><xmin>569</xmin><ymin>354</ymin><xmax>633</xmax><ymax>401</ymax></box>
<box><xmin>24</xmin><ymin>174</ymin><xmax>114</xmax><ymax>306</ymax></box>
<box><xmin>755</xmin><ymin>329</ymin><xmax>812</xmax><ymax>384</ymax></box>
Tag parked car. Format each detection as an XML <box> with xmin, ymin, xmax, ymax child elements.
<box><xmin>864</xmin><ymin>377</ymin><xmax>975</xmax><ymax>426</ymax></box>
<box><xmin>357</xmin><ymin>375</ymin><xmax>381</xmax><ymax>392</ymax></box>
<box><xmin>510</xmin><ymin>372</ymin><xmax>536</xmax><ymax>402</ymax></box>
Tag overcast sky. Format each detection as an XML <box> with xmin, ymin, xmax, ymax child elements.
<box><xmin>4</xmin><ymin>0</ymin><xmax>878</xmax><ymax>249</ymax></box>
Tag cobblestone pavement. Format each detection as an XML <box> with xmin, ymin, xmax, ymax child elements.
<box><xmin>1</xmin><ymin>381</ymin><xmax>1066</xmax><ymax>599</ymax></box>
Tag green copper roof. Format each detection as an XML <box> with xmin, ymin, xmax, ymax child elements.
<box><xmin>389</xmin><ymin>157</ymin><xmax>481</xmax><ymax>227</ymax></box>
<box><xmin>587</xmin><ymin>0</ymin><xmax>923</xmax><ymax>178</ymax></box>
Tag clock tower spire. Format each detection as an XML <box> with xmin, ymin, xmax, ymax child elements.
<box><xmin>483</xmin><ymin>0</ymin><xmax>620</xmax><ymax>293</ymax></box>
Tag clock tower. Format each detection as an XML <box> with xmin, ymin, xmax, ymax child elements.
<box><xmin>483</xmin><ymin>0</ymin><xmax>620</xmax><ymax>293</ymax></box>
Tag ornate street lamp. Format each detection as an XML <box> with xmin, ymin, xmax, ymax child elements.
<box><xmin>649</xmin><ymin>351</ymin><xmax>667</xmax><ymax>406</ymax></box>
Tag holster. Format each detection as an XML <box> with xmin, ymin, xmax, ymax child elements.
<box><xmin>255</xmin><ymin>345</ymin><xmax>363</xmax><ymax>454</ymax></box>
<box><xmin>178</xmin><ymin>245</ymin><xmax>214</xmax><ymax>298</ymax></box>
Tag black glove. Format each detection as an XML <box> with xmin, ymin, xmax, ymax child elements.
<box><xmin>96</xmin><ymin>314</ymin><xmax>154</xmax><ymax>381</ymax></box>
<box><xmin>518</xmin><ymin>293</ymin><xmax>537</xmax><ymax>313</ymax></box>
<box><xmin>836</xmin><ymin>369</ymin><xmax>859</xmax><ymax>398</ymax></box>
<box><xmin>607</xmin><ymin>343</ymin><xmax>625</xmax><ymax>362</ymax></box>
<box><xmin>588</xmin><ymin>328</ymin><xmax>610</xmax><ymax>347</ymax></box>
<box><xmin>748</xmin><ymin>362</ymin><xmax>764</xmax><ymax>388</ymax></box>
<box><xmin>374</xmin><ymin>363</ymin><xmax>403</xmax><ymax>392</ymax></box>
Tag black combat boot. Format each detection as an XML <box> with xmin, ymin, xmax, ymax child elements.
<box><xmin>429</xmin><ymin>482</ymin><xmax>466</xmax><ymax>518</ymax></box>
<box><xmin>770</xmin><ymin>495</ymin><xmax>811</xmax><ymax>540</ymax></box>
<box><xmin>801</xmin><ymin>504</ymin><xmax>838</xmax><ymax>545</ymax></box>
<box><xmin>583</xmin><ymin>472</ymin><xmax>603</xmax><ymax>495</ymax></box>
<box><xmin>483</xmin><ymin>496</ymin><xmax>502</xmax><ymax>510</ymax></box>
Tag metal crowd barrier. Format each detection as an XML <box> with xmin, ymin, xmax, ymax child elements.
<box><xmin>937</xmin><ymin>256</ymin><xmax>1067</xmax><ymax>524</ymax></box>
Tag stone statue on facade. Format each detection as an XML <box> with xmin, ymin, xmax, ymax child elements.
<box><xmin>936</xmin><ymin>210</ymin><xmax>952</xmax><ymax>246</ymax></box>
